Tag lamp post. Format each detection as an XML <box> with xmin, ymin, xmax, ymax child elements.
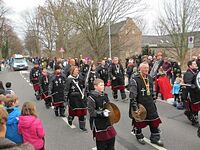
<box><xmin>108</xmin><ymin>20</ymin><xmax>112</xmax><ymax>59</ymax></box>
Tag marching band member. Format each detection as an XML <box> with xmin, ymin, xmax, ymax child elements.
<box><xmin>87</xmin><ymin>79</ymin><xmax>116</xmax><ymax>150</ymax></box>
<box><xmin>30</xmin><ymin>61</ymin><xmax>42</xmax><ymax>100</ymax></box>
<box><xmin>88</xmin><ymin>64</ymin><xmax>97</xmax><ymax>92</ymax></box>
<box><xmin>108</xmin><ymin>57</ymin><xmax>127</xmax><ymax>102</ymax></box>
<box><xmin>129</xmin><ymin>62</ymin><xmax>163</xmax><ymax>146</ymax></box>
<box><xmin>96</xmin><ymin>60</ymin><xmax>109</xmax><ymax>85</ymax></box>
<box><xmin>39</xmin><ymin>68</ymin><xmax>51</xmax><ymax>109</ymax></box>
<box><xmin>49</xmin><ymin>65</ymin><xmax>67</xmax><ymax>117</ymax></box>
<box><xmin>80</xmin><ymin>58</ymin><xmax>90</xmax><ymax>79</ymax></box>
<box><xmin>66</xmin><ymin>66</ymin><xmax>87</xmax><ymax>131</ymax></box>
<box><xmin>183</xmin><ymin>60</ymin><xmax>200</xmax><ymax>137</ymax></box>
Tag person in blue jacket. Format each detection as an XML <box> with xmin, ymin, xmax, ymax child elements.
<box><xmin>5</xmin><ymin>94</ymin><xmax>23</xmax><ymax>144</ymax></box>
<box><xmin>172</xmin><ymin>77</ymin><xmax>182</xmax><ymax>108</ymax></box>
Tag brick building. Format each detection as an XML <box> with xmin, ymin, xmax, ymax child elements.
<box><xmin>110</xmin><ymin>17</ymin><xmax>142</xmax><ymax>61</ymax></box>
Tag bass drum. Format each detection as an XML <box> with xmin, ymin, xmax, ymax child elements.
<box><xmin>104</xmin><ymin>102</ymin><xmax>121</xmax><ymax>125</ymax></box>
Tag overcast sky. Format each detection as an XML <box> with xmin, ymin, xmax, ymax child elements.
<box><xmin>4</xmin><ymin>0</ymin><xmax>164</xmax><ymax>37</ymax></box>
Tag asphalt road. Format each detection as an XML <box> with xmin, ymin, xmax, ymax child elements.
<box><xmin>0</xmin><ymin>69</ymin><xmax>199</xmax><ymax>150</ymax></box>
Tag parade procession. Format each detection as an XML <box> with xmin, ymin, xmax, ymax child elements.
<box><xmin>1</xmin><ymin>0</ymin><xmax>200</xmax><ymax>150</ymax></box>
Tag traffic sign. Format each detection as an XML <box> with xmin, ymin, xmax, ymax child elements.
<box><xmin>188</xmin><ymin>36</ymin><xmax>194</xmax><ymax>49</ymax></box>
<box><xmin>59</xmin><ymin>48</ymin><xmax>65</xmax><ymax>53</ymax></box>
<box><xmin>188</xmin><ymin>36</ymin><xmax>194</xmax><ymax>44</ymax></box>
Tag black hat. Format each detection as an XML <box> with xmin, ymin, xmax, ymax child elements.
<box><xmin>54</xmin><ymin>64</ymin><xmax>61</xmax><ymax>70</ymax></box>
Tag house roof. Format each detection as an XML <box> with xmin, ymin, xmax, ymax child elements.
<box><xmin>110</xmin><ymin>20</ymin><xmax>126</xmax><ymax>35</ymax></box>
<box><xmin>142</xmin><ymin>31</ymin><xmax>200</xmax><ymax>48</ymax></box>
<box><xmin>142</xmin><ymin>35</ymin><xmax>172</xmax><ymax>48</ymax></box>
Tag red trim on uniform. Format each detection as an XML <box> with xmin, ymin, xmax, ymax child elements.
<box><xmin>68</xmin><ymin>106</ymin><xmax>87</xmax><ymax>117</ymax></box>
<box><xmin>191</xmin><ymin>102</ymin><xmax>200</xmax><ymax>111</ymax></box>
<box><xmin>185</xmin><ymin>100</ymin><xmax>190</xmax><ymax>112</ymax></box>
<box><xmin>111</xmin><ymin>85</ymin><xmax>125</xmax><ymax>91</ymax></box>
<box><xmin>185</xmin><ymin>99</ymin><xmax>200</xmax><ymax>111</ymax></box>
<box><xmin>133</xmin><ymin>118</ymin><xmax>162</xmax><ymax>128</ymax></box>
<box><xmin>52</xmin><ymin>102</ymin><xmax>64</xmax><ymax>107</ymax></box>
<box><xmin>40</xmin><ymin>92</ymin><xmax>51</xmax><ymax>101</ymax></box>
<box><xmin>94</xmin><ymin>126</ymin><xmax>117</xmax><ymax>141</ymax></box>
<box><xmin>33</xmin><ymin>84</ymin><xmax>40</xmax><ymax>91</ymax></box>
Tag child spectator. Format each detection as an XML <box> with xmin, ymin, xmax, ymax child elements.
<box><xmin>0</xmin><ymin>81</ymin><xmax>5</xmax><ymax>95</ymax></box>
<box><xmin>0</xmin><ymin>94</ymin><xmax>6</xmax><ymax>108</ymax></box>
<box><xmin>5</xmin><ymin>94</ymin><xmax>23</xmax><ymax>144</ymax></box>
<box><xmin>18</xmin><ymin>101</ymin><xmax>45</xmax><ymax>150</ymax></box>
<box><xmin>5</xmin><ymin>82</ymin><xmax>15</xmax><ymax>95</ymax></box>
<box><xmin>0</xmin><ymin>108</ymin><xmax>34</xmax><ymax>149</ymax></box>
<box><xmin>172</xmin><ymin>78</ymin><xmax>184</xmax><ymax>109</ymax></box>
<box><xmin>87</xmin><ymin>79</ymin><xmax>117</xmax><ymax>150</ymax></box>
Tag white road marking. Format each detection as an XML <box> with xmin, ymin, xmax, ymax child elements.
<box><xmin>143</xmin><ymin>137</ymin><xmax>167</xmax><ymax>150</ymax></box>
<box><xmin>157</xmin><ymin>99</ymin><xmax>169</xmax><ymax>104</ymax></box>
<box><xmin>20</xmin><ymin>70</ymin><xmax>29</xmax><ymax>74</ymax></box>
<box><xmin>131</xmin><ymin>132</ymin><xmax>167</xmax><ymax>150</ymax></box>
<box><xmin>20</xmin><ymin>70</ymin><xmax>77</xmax><ymax>129</ymax></box>
<box><xmin>92</xmin><ymin>147</ymin><xmax>97</xmax><ymax>150</ymax></box>
<box><xmin>157</xmin><ymin>99</ymin><xmax>172</xmax><ymax>105</ymax></box>
<box><xmin>61</xmin><ymin>117</ymin><xmax>76</xmax><ymax>129</ymax></box>
<box><xmin>49</xmin><ymin>106</ymin><xmax>76</xmax><ymax>129</ymax></box>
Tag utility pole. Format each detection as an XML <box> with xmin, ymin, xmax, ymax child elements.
<box><xmin>108</xmin><ymin>20</ymin><xmax>112</xmax><ymax>59</ymax></box>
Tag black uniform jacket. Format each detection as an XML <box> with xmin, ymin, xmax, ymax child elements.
<box><xmin>129</xmin><ymin>74</ymin><xmax>159</xmax><ymax>120</ymax></box>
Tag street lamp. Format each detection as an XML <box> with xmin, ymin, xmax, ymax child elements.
<box><xmin>108</xmin><ymin>20</ymin><xmax>112</xmax><ymax>59</ymax></box>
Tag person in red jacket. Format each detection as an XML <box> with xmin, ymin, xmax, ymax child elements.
<box><xmin>18</xmin><ymin>101</ymin><xmax>45</xmax><ymax>150</ymax></box>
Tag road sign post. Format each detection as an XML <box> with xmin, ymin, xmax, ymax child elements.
<box><xmin>188</xmin><ymin>36</ymin><xmax>194</xmax><ymax>60</ymax></box>
<box><xmin>59</xmin><ymin>48</ymin><xmax>65</xmax><ymax>58</ymax></box>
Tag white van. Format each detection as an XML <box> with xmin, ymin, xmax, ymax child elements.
<box><xmin>12</xmin><ymin>54</ymin><xmax>28</xmax><ymax>71</ymax></box>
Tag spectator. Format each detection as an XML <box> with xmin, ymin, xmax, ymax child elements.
<box><xmin>0</xmin><ymin>94</ymin><xmax>6</xmax><ymax>108</ymax></box>
<box><xmin>5</xmin><ymin>94</ymin><xmax>23</xmax><ymax>144</ymax></box>
<box><xmin>0</xmin><ymin>81</ymin><xmax>5</xmax><ymax>95</ymax></box>
<box><xmin>0</xmin><ymin>108</ymin><xmax>34</xmax><ymax>149</ymax></box>
<box><xmin>18</xmin><ymin>102</ymin><xmax>45</xmax><ymax>150</ymax></box>
<box><xmin>172</xmin><ymin>78</ymin><xmax>183</xmax><ymax>109</ymax></box>
<box><xmin>5</xmin><ymin>82</ymin><xmax>15</xmax><ymax>95</ymax></box>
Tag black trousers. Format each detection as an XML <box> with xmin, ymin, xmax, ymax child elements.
<box><xmin>96</xmin><ymin>137</ymin><xmax>115</xmax><ymax>150</ymax></box>
<box><xmin>174</xmin><ymin>94</ymin><xmax>180</xmax><ymax>102</ymax></box>
<box><xmin>112</xmin><ymin>89</ymin><xmax>126</xmax><ymax>99</ymax></box>
<box><xmin>135</xmin><ymin>126</ymin><xmax>160</xmax><ymax>142</ymax></box>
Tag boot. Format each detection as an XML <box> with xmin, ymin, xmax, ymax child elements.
<box><xmin>79</xmin><ymin>119</ymin><xmax>87</xmax><ymax>132</ymax></box>
<box><xmin>137</xmin><ymin>138</ymin><xmax>145</xmax><ymax>145</ymax></box>
<box><xmin>197</xmin><ymin>127</ymin><xmax>200</xmax><ymax>138</ymax></box>
<box><xmin>45</xmin><ymin>101</ymin><xmax>50</xmax><ymax>109</ymax></box>
<box><xmin>150</xmin><ymin>131</ymin><xmax>164</xmax><ymax>147</ymax></box>
<box><xmin>151</xmin><ymin>140</ymin><xmax>164</xmax><ymax>147</ymax></box>
<box><xmin>121</xmin><ymin>90</ymin><xmax>127</xmax><ymax>100</ymax></box>
<box><xmin>54</xmin><ymin>108</ymin><xmax>59</xmax><ymax>117</ymax></box>
<box><xmin>68</xmin><ymin>116</ymin><xmax>74</xmax><ymax>126</ymax></box>
<box><xmin>35</xmin><ymin>91</ymin><xmax>40</xmax><ymax>101</ymax></box>
<box><xmin>59</xmin><ymin>107</ymin><xmax>66</xmax><ymax>117</ymax></box>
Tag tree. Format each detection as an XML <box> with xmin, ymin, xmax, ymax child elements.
<box><xmin>37</xmin><ymin>5</ymin><xmax>57</xmax><ymax>56</ymax></box>
<box><xmin>154</xmin><ymin>22</ymin><xmax>167</xmax><ymax>36</ymax></box>
<box><xmin>39</xmin><ymin>0</ymin><xmax>73</xmax><ymax>57</ymax></box>
<box><xmin>23</xmin><ymin>10</ymin><xmax>41</xmax><ymax>56</ymax></box>
<box><xmin>158</xmin><ymin>0</ymin><xmax>200</xmax><ymax>65</ymax></box>
<box><xmin>0</xmin><ymin>0</ymin><xmax>9</xmax><ymax>56</ymax></box>
<box><xmin>71</xmin><ymin>0</ymin><xmax>146</xmax><ymax>60</ymax></box>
